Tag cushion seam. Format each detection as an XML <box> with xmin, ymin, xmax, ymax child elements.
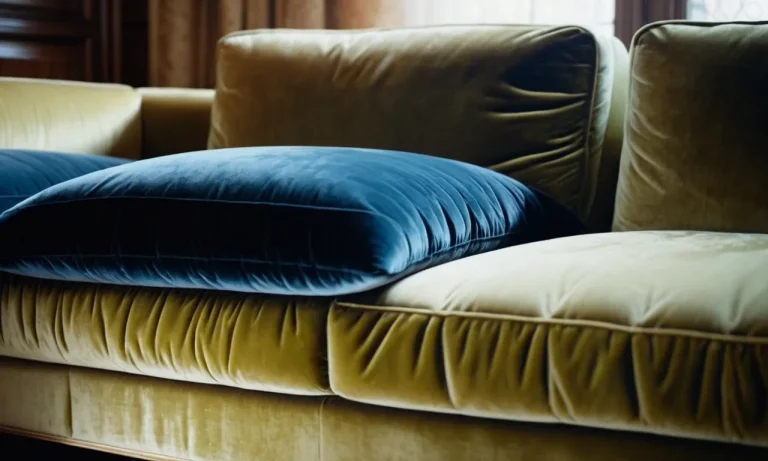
<box><xmin>220</xmin><ymin>24</ymin><xmax>588</xmax><ymax>45</ymax></box>
<box><xmin>0</xmin><ymin>230</ymin><xmax>519</xmax><ymax>276</ymax></box>
<box><xmin>6</xmin><ymin>195</ymin><xmax>398</xmax><ymax>215</ymax></box>
<box><xmin>332</xmin><ymin>302</ymin><xmax>768</xmax><ymax>344</ymax></box>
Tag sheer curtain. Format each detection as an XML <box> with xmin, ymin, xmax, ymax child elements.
<box><xmin>399</xmin><ymin>0</ymin><xmax>615</xmax><ymax>36</ymax></box>
<box><xmin>688</xmin><ymin>0</ymin><xmax>768</xmax><ymax>20</ymax></box>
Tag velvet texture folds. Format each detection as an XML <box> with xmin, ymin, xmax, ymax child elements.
<box><xmin>1</xmin><ymin>359</ymin><xmax>766</xmax><ymax>461</ymax></box>
<box><xmin>0</xmin><ymin>150</ymin><xmax>129</xmax><ymax>212</ymax></box>
<box><xmin>3</xmin><ymin>231</ymin><xmax>767</xmax><ymax>447</ymax></box>
<box><xmin>613</xmin><ymin>21</ymin><xmax>768</xmax><ymax>232</ymax></box>
<box><xmin>209</xmin><ymin>26</ymin><xmax>627</xmax><ymax>231</ymax></box>
<box><xmin>0</xmin><ymin>146</ymin><xmax>583</xmax><ymax>295</ymax></box>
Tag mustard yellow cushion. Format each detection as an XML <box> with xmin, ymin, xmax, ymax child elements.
<box><xmin>331</xmin><ymin>231</ymin><xmax>768</xmax><ymax>445</ymax></box>
<box><xmin>613</xmin><ymin>21</ymin><xmax>768</xmax><ymax>232</ymax></box>
<box><xmin>1</xmin><ymin>358</ymin><xmax>764</xmax><ymax>461</ymax></box>
<box><xmin>0</xmin><ymin>78</ymin><xmax>141</xmax><ymax>159</ymax></box>
<box><xmin>0</xmin><ymin>274</ymin><xmax>332</xmax><ymax>395</ymax></box>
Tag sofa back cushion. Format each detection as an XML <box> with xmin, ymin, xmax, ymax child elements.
<box><xmin>0</xmin><ymin>78</ymin><xmax>141</xmax><ymax>159</ymax></box>
<box><xmin>613</xmin><ymin>21</ymin><xmax>768</xmax><ymax>232</ymax></box>
<box><xmin>209</xmin><ymin>26</ymin><xmax>627</xmax><ymax>230</ymax></box>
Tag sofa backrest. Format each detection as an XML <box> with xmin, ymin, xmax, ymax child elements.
<box><xmin>209</xmin><ymin>26</ymin><xmax>628</xmax><ymax>231</ymax></box>
<box><xmin>0</xmin><ymin>77</ymin><xmax>142</xmax><ymax>159</ymax></box>
<box><xmin>613</xmin><ymin>21</ymin><xmax>768</xmax><ymax>233</ymax></box>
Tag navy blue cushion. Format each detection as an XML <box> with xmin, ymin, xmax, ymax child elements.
<box><xmin>0</xmin><ymin>149</ymin><xmax>130</xmax><ymax>213</ymax></box>
<box><xmin>0</xmin><ymin>147</ymin><xmax>583</xmax><ymax>295</ymax></box>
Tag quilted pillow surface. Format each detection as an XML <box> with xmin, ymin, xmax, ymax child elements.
<box><xmin>0</xmin><ymin>149</ymin><xmax>129</xmax><ymax>213</ymax></box>
<box><xmin>0</xmin><ymin>146</ymin><xmax>584</xmax><ymax>295</ymax></box>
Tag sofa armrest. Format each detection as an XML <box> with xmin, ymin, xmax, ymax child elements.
<box><xmin>0</xmin><ymin>77</ymin><xmax>141</xmax><ymax>159</ymax></box>
<box><xmin>587</xmin><ymin>36</ymin><xmax>629</xmax><ymax>231</ymax></box>
<box><xmin>137</xmin><ymin>87</ymin><xmax>214</xmax><ymax>158</ymax></box>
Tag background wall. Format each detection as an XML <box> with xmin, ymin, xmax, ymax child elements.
<box><xmin>5</xmin><ymin>0</ymin><xmax>765</xmax><ymax>88</ymax></box>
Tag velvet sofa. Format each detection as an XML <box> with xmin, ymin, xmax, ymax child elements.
<box><xmin>1</xmin><ymin>22</ymin><xmax>767</xmax><ymax>460</ymax></box>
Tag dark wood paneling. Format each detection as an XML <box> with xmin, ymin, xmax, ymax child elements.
<box><xmin>120</xmin><ymin>0</ymin><xmax>147</xmax><ymax>87</ymax></box>
<box><xmin>0</xmin><ymin>0</ymin><xmax>82</xmax><ymax>11</ymax></box>
<box><xmin>0</xmin><ymin>0</ymin><xmax>102</xmax><ymax>81</ymax></box>
<box><xmin>0</xmin><ymin>0</ymin><xmax>147</xmax><ymax>84</ymax></box>
<box><xmin>0</xmin><ymin>39</ymin><xmax>86</xmax><ymax>80</ymax></box>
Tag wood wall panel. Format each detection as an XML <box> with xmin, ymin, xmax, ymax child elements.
<box><xmin>0</xmin><ymin>39</ymin><xmax>85</xmax><ymax>80</ymax></box>
<box><xmin>0</xmin><ymin>0</ymin><xmax>101</xmax><ymax>81</ymax></box>
<box><xmin>120</xmin><ymin>0</ymin><xmax>147</xmax><ymax>86</ymax></box>
<box><xmin>0</xmin><ymin>0</ymin><xmax>81</xmax><ymax>10</ymax></box>
<box><xmin>0</xmin><ymin>0</ymin><xmax>148</xmax><ymax>85</ymax></box>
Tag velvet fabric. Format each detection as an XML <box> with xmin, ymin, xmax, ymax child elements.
<box><xmin>333</xmin><ymin>231</ymin><xmax>768</xmax><ymax>445</ymax></box>
<box><xmin>0</xmin><ymin>78</ymin><xmax>142</xmax><ymax>159</ymax></box>
<box><xmin>0</xmin><ymin>150</ymin><xmax>129</xmax><ymax>213</ymax></box>
<box><xmin>613</xmin><ymin>21</ymin><xmax>768</xmax><ymax>232</ymax></box>
<box><xmin>210</xmin><ymin>26</ymin><xmax>628</xmax><ymax>231</ymax></box>
<box><xmin>137</xmin><ymin>88</ymin><xmax>215</xmax><ymax>159</ymax></box>
<box><xmin>0</xmin><ymin>146</ymin><xmax>583</xmax><ymax>295</ymax></box>
<box><xmin>0</xmin><ymin>273</ymin><xmax>332</xmax><ymax>395</ymax></box>
<box><xmin>3</xmin><ymin>231</ymin><xmax>767</xmax><ymax>446</ymax></box>
<box><xmin>1</xmin><ymin>358</ymin><xmax>766</xmax><ymax>461</ymax></box>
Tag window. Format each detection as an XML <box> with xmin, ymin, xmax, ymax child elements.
<box><xmin>527</xmin><ymin>0</ymin><xmax>615</xmax><ymax>37</ymax></box>
<box><xmin>688</xmin><ymin>0</ymin><xmax>768</xmax><ymax>20</ymax></box>
<box><xmin>402</xmin><ymin>0</ymin><xmax>615</xmax><ymax>37</ymax></box>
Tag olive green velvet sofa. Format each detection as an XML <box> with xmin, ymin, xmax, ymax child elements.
<box><xmin>0</xmin><ymin>22</ymin><xmax>767</xmax><ymax>461</ymax></box>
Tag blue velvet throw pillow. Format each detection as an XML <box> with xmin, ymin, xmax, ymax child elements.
<box><xmin>0</xmin><ymin>147</ymin><xmax>584</xmax><ymax>295</ymax></box>
<box><xmin>0</xmin><ymin>149</ymin><xmax>129</xmax><ymax>213</ymax></box>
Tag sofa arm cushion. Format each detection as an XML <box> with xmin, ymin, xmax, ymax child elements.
<box><xmin>138</xmin><ymin>87</ymin><xmax>214</xmax><ymax>159</ymax></box>
<box><xmin>0</xmin><ymin>146</ymin><xmax>583</xmax><ymax>296</ymax></box>
<box><xmin>0</xmin><ymin>78</ymin><xmax>141</xmax><ymax>158</ymax></box>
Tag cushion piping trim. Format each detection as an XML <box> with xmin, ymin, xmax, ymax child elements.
<box><xmin>332</xmin><ymin>302</ymin><xmax>768</xmax><ymax>344</ymax></box>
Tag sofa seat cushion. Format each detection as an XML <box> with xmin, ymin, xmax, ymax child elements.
<box><xmin>0</xmin><ymin>274</ymin><xmax>332</xmax><ymax>395</ymax></box>
<box><xmin>329</xmin><ymin>231</ymin><xmax>768</xmax><ymax>446</ymax></box>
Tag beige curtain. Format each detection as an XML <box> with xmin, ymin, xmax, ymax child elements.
<box><xmin>615</xmin><ymin>0</ymin><xmax>687</xmax><ymax>46</ymax></box>
<box><xmin>149</xmin><ymin>0</ymin><xmax>274</xmax><ymax>88</ymax></box>
<box><xmin>147</xmin><ymin>0</ymin><xmax>417</xmax><ymax>87</ymax></box>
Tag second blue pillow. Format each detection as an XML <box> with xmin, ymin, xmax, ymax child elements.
<box><xmin>0</xmin><ymin>146</ymin><xmax>583</xmax><ymax>295</ymax></box>
<box><xmin>0</xmin><ymin>149</ymin><xmax>129</xmax><ymax>213</ymax></box>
